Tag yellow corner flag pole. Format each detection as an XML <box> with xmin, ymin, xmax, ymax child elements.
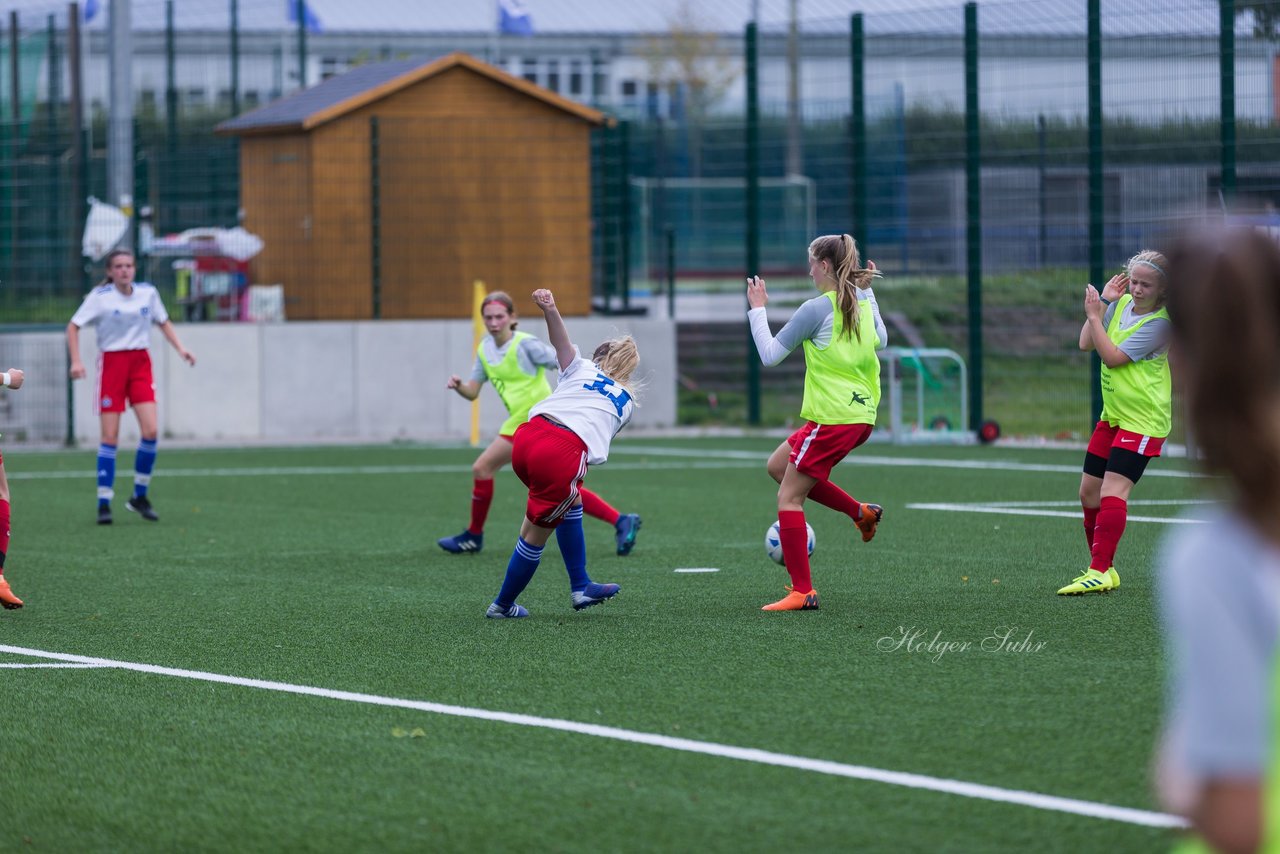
<box><xmin>470</xmin><ymin>280</ymin><xmax>486</xmax><ymax>448</ymax></box>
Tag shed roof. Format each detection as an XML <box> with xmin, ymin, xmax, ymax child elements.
<box><xmin>216</xmin><ymin>51</ymin><xmax>605</xmax><ymax>136</ymax></box>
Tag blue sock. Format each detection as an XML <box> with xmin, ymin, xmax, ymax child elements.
<box><xmin>555</xmin><ymin>506</ymin><xmax>590</xmax><ymax>593</ymax></box>
<box><xmin>97</xmin><ymin>443</ymin><xmax>117</xmax><ymax>504</ymax></box>
<box><xmin>494</xmin><ymin>537</ymin><xmax>543</xmax><ymax>608</ymax></box>
<box><xmin>134</xmin><ymin>438</ymin><xmax>158</xmax><ymax>498</ymax></box>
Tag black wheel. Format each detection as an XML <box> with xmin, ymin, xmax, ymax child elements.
<box><xmin>929</xmin><ymin>415</ymin><xmax>953</xmax><ymax>431</ymax></box>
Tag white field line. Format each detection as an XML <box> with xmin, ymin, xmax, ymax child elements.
<box><xmin>0</xmin><ymin>662</ymin><xmax>111</xmax><ymax>669</ymax></box>
<box><xmin>6</xmin><ymin>448</ymin><xmax>1204</xmax><ymax>481</ymax></box>
<box><xmin>0</xmin><ymin>643</ymin><xmax>1185</xmax><ymax>831</ymax></box>
<box><xmin>907</xmin><ymin>503</ymin><xmax>1207</xmax><ymax>524</ymax></box>
<box><xmin>974</xmin><ymin>499</ymin><xmax>1216</xmax><ymax>508</ymax></box>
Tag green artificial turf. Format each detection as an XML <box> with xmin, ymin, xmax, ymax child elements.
<box><xmin>0</xmin><ymin>439</ymin><xmax>1204</xmax><ymax>852</ymax></box>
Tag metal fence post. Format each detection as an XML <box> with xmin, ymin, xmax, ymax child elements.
<box><xmin>1088</xmin><ymin>0</ymin><xmax>1104</xmax><ymax>425</ymax></box>
<box><xmin>850</xmin><ymin>14</ymin><xmax>867</xmax><ymax>249</ymax></box>
<box><xmin>964</xmin><ymin>3</ymin><xmax>983</xmax><ymax>431</ymax></box>
<box><xmin>1221</xmin><ymin>0</ymin><xmax>1236</xmax><ymax>206</ymax></box>
<box><xmin>745</xmin><ymin>21</ymin><xmax>761</xmax><ymax>425</ymax></box>
<box><xmin>370</xmin><ymin>116</ymin><xmax>381</xmax><ymax>319</ymax></box>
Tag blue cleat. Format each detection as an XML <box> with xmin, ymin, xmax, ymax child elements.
<box><xmin>572</xmin><ymin>581</ymin><xmax>620</xmax><ymax>611</ymax></box>
<box><xmin>438</xmin><ymin>530</ymin><xmax>483</xmax><ymax>554</ymax></box>
<box><xmin>614</xmin><ymin>513</ymin><xmax>642</xmax><ymax>556</ymax></box>
<box><xmin>485</xmin><ymin>602</ymin><xmax>529</xmax><ymax>619</ymax></box>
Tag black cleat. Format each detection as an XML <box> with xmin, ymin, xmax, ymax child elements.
<box><xmin>126</xmin><ymin>495</ymin><xmax>159</xmax><ymax>522</ymax></box>
<box><xmin>97</xmin><ymin>503</ymin><xmax>113</xmax><ymax>525</ymax></box>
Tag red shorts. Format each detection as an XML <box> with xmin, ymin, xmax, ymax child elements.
<box><xmin>511</xmin><ymin>416</ymin><xmax>589</xmax><ymax>528</ymax></box>
<box><xmin>1086</xmin><ymin>421</ymin><xmax>1165</xmax><ymax>458</ymax></box>
<box><xmin>788</xmin><ymin>421</ymin><xmax>874</xmax><ymax>479</ymax></box>
<box><xmin>97</xmin><ymin>350</ymin><xmax>155</xmax><ymax>414</ymax></box>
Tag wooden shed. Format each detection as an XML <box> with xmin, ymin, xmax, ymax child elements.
<box><xmin>216</xmin><ymin>52</ymin><xmax>606</xmax><ymax>319</ymax></box>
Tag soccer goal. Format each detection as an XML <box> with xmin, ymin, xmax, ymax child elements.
<box><xmin>874</xmin><ymin>347</ymin><xmax>977</xmax><ymax>445</ymax></box>
<box><xmin>629</xmin><ymin>175</ymin><xmax>817</xmax><ymax>287</ymax></box>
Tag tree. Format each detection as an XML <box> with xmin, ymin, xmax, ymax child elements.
<box><xmin>640</xmin><ymin>0</ymin><xmax>740</xmax><ymax>178</ymax></box>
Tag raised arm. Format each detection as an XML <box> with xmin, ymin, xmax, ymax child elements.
<box><xmin>1083</xmin><ymin>285</ymin><xmax>1130</xmax><ymax>368</ymax></box>
<box><xmin>531</xmin><ymin>289</ymin><xmax>575</xmax><ymax>371</ymax></box>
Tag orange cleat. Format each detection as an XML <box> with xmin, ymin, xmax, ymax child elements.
<box><xmin>855</xmin><ymin>503</ymin><xmax>883</xmax><ymax>543</ymax></box>
<box><xmin>761</xmin><ymin>586</ymin><xmax>820</xmax><ymax>611</ymax></box>
<box><xmin>0</xmin><ymin>579</ymin><xmax>23</xmax><ymax>610</ymax></box>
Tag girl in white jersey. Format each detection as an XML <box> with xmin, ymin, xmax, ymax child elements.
<box><xmin>748</xmin><ymin>234</ymin><xmax>888</xmax><ymax>611</ymax></box>
<box><xmin>66</xmin><ymin>250</ymin><xmax>196</xmax><ymax>525</ymax></box>
<box><xmin>0</xmin><ymin>368</ymin><xmax>27</xmax><ymax>610</ymax></box>
<box><xmin>437</xmin><ymin>290</ymin><xmax>642</xmax><ymax>557</ymax></box>
<box><xmin>484</xmin><ymin>288</ymin><xmax>639</xmax><ymax>619</ymax></box>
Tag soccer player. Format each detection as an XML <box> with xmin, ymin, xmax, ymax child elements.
<box><xmin>66</xmin><ymin>249</ymin><xmax>196</xmax><ymax>525</ymax></box>
<box><xmin>1156</xmin><ymin>226</ymin><xmax>1280</xmax><ymax>852</ymax></box>
<box><xmin>747</xmin><ymin>234</ymin><xmax>887</xmax><ymax>612</ymax></box>
<box><xmin>438</xmin><ymin>291</ymin><xmax>641</xmax><ymax>557</ymax></box>
<box><xmin>484</xmin><ymin>288</ymin><xmax>638</xmax><ymax>619</ymax></box>
<box><xmin>1058</xmin><ymin>250</ymin><xmax>1171</xmax><ymax>595</ymax></box>
<box><xmin>0</xmin><ymin>367</ymin><xmax>26</xmax><ymax>610</ymax></box>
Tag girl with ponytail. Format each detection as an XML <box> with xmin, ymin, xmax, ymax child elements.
<box><xmin>746</xmin><ymin>234</ymin><xmax>888</xmax><ymax>612</ymax></box>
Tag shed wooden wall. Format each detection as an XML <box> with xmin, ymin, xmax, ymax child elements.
<box><xmin>241</xmin><ymin>64</ymin><xmax>596</xmax><ymax>322</ymax></box>
<box><xmin>239</xmin><ymin>135</ymin><xmax>317</xmax><ymax>316</ymax></box>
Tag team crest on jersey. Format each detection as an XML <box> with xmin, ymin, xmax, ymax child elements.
<box><xmin>141</xmin><ymin>306</ymin><xmax>150</xmax><ymax>316</ymax></box>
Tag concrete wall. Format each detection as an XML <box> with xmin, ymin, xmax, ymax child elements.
<box><xmin>58</xmin><ymin>318</ymin><xmax>675</xmax><ymax>446</ymax></box>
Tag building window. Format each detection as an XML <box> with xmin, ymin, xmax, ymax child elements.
<box><xmin>546</xmin><ymin>59</ymin><xmax>560</xmax><ymax>93</ymax></box>
<box><xmin>320</xmin><ymin>56</ymin><xmax>347</xmax><ymax>80</ymax></box>
<box><xmin>620</xmin><ymin>79</ymin><xmax>637</xmax><ymax>98</ymax></box>
<box><xmin>244</xmin><ymin>90</ymin><xmax>261</xmax><ymax>108</ymax></box>
<box><xmin>568</xmin><ymin>59</ymin><xmax>583</xmax><ymax>96</ymax></box>
<box><xmin>522</xmin><ymin>58</ymin><xmax>538</xmax><ymax>84</ymax></box>
<box><xmin>185</xmin><ymin>88</ymin><xmax>206</xmax><ymax>106</ymax></box>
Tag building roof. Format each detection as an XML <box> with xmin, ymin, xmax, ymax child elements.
<box><xmin>216</xmin><ymin>51</ymin><xmax>605</xmax><ymax>136</ymax></box>
<box><xmin>8</xmin><ymin>0</ymin><xmax>1255</xmax><ymax>37</ymax></box>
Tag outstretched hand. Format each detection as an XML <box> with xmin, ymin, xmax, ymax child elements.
<box><xmin>747</xmin><ymin>275</ymin><xmax>769</xmax><ymax>310</ymax></box>
<box><xmin>1084</xmin><ymin>284</ymin><xmax>1105</xmax><ymax>320</ymax></box>
<box><xmin>3</xmin><ymin>368</ymin><xmax>23</xmax><ymax>389</ymax></box>
<box><xmin>1100</xmin><ymin>274</ymin><xmax>1129</xmax><ymax>303</ymax></box>
<box><xmin>532</xmin><ymin>289</ymin><xmax>557</xmax><ymax>312</ymax></box>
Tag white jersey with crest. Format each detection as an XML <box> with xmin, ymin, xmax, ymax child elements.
<box><xmin>70</xmin><ymin>283</ymin><xmax>170</xmax><ymax>352</ymax></box>
<box><xmin>528</xmin><ymin>348</ymin><xmax>634</xmax><ymax>465</ymax></box>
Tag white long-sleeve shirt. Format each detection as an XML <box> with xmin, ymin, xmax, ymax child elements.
<box><xmin>749</xmin><ymin>289</ymin><xmax>887</xmax><ymax>366</ymax></box>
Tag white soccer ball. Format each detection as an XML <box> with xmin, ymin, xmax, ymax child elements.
<box><xmin>765</xmin><ymin>520</ymin><xmax>816</xmax><ymax>566</ymax></box>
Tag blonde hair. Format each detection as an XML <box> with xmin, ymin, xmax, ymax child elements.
<box><xmin>808</xmin><ymin>234</ymin><xmax>878</xmax><ymax>341</ymax></box>
<box><xmin>1126</xmin><ymin>249</ymin><xmax>1170</xmax><ymax>307</ymax></box>
<box><xmin>1167</xmin><ymin>229</ymin><xmax>1280</xmax><ymax>533</ymax></box>
<box><xmin>592</xmin><ymin>335</ymin><xmax>642</xmax><ymax>394</ymax></box>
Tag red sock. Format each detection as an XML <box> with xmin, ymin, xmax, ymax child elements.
<box><xmin>467</xmin><ymin>479</ymin><xmax>495</xmax><ymax>535</ymax></box>
<box><xmin>778</xmin><ymin>509</ymin><xmax>813</xmax><ymax>594</ymax></box>
<box><xmin>809</xmin><ymin>479</ymin><xmax>862</xmax><ymax>521</ymax></box>
<box><xmin>0</xmin><ymin>498</ymin><xmax>9</xmax><ymax>569</ymax></box>
<box><xmin>1089</xmin><ymin>496</ymin><xmax>1127</xmax><ymax>571</ymax></box>
<box><xmin>1082</xmin><ymin>504</ymin><xmax>1099</xmax><ymax>552</ymax></box>
<box><xmin>579</xmin><ymin>488</ymin><xmax>621</xmax><ymax>526</ymax></box>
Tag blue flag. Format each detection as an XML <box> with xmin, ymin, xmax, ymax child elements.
<box><xmin>83</xmin><ymin>0</ymin><xmax>99</xmax><ymax>22</ymax></box>
<box><xmin>287</xmin><ymin>0</ymin><xmax>323</xmax><ymax>34</ymax></box>
<box><xmin>498</xmin><ymin>0</ymin><xmax>533</xmax><ymax>36</ymax></box>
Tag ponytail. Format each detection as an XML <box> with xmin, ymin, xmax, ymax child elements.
<box><xmin>808</xmin><ymin>234</ymin><xmax>878</xmax><ymax>342</ymax></box>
